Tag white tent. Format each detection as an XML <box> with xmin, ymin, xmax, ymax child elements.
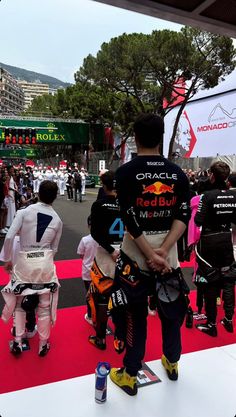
<box><xmin>192</xmin><ymin>70</ymin><xmax>236</xmax><ymax>100</ymax></box>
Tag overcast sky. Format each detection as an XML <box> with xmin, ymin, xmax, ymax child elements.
<box><xmin>0</xmin><ymin>0</ymin><xmax>182</xmax><ymax>83</ymax></box>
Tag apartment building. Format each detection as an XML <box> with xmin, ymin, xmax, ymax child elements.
<box><xmin>0</xmin><ymin>67</ymin><xmax>24</xmax><ymax>114</ymax></box>
<box><xmin>17</xmin><ymin>80</ymin><xmax>49</xmax><ymax>109</ymax></box>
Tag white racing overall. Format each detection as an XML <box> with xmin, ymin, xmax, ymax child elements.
<box><xmin>1</xmin><ymin>201</ymin><xmax>63</xmax><ymax>349</ymax></box>
<box><xmin>2</xmin><ymin>249</ymin><xmax>59</xmax><ymax>344</ymax></box>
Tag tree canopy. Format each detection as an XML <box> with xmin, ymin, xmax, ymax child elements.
<box><xmin>26</xmin><ymin>27</ymin><xmax>236</xmax><ymax>158</ymax></box>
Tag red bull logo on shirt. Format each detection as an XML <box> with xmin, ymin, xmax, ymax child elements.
<box><xmin>142</xmin><ymin>181</ymin><xmax>174</xmax><ymax>195</ymax></box>
<box><xmin>137</xmin><ymin>181</ymin><xmax>176</xmax><ymax>208</ymax></box>
<box><xmin>136</xmin><ymin>195</ymin><xmax>177</xmax><ymax>207</ymax></box>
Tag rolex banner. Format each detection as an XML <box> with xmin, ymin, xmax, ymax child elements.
<box><xmin>164</xmin><ymin>90</ymin><xmax>236</xmax><ymax>158</ymax></box>
<box><xmin>0</xmin><ymin>119</ymin><xmax>100</xmax><ymax>145</ymax></box>
<box><xmin>0</xmin><ymin>148</ymin><xmax>40</xmax><ymax>158</ymax></box>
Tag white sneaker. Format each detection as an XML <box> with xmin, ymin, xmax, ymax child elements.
<box><xmin>3</xmin><ymin>227</ymin><xmax>9</xmax><ymax>233</ymax></box>
<box><xmin>84</xmin><ymin>313</ymin><xmax>93</xmax><ymax>326</ymax></box>
<box><xmin>0</xmin><ymin>229</ymin><xmax>6</xmax><ymax>234</ymax></box>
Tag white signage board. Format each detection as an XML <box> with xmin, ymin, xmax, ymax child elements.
<box><xmin>99</xmin><ymin>160</ymin><xmax>106</xmax><ymax>171</ymax></box>
<box><xmin>164</xmin><ymin>90</ymin><xmax>236</xmax><ymax>158</ymax></box>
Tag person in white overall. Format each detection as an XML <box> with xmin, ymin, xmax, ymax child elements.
<box><xmin>1</xmin><ymin>180</ymin><xmax>63</xmax><ymax>356</ymax></box>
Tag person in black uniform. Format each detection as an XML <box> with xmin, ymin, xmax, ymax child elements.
<box><xmin>66</xmin><ymin>170</ymin><xmax>73</xmax><ymax>200</ymax></box>
<box><xmin>73</xmin><ymin>169</ymin><xmax>82</xmax><ymax>203</ymax></box>
<box><xmin>88</xmin><ymin>170</ymin><xmax>124</xmax><ymax>349</ymax></box>
<box><xmin>228</xmin><ymin>172</ymin><xmax>236</xmax><ymax>262</ymax></box>
<box><xmin>109</xmin><ymin>113</ymin><xmax>190</xmax><ymax>396</ymax></box>
<box><xmin>96</xmin><ymin>169</ymin><xmax>108</xmax><ymax>200</ymax></box>
<box><xmin>195</xmin><ymin>161</ymin><xmax>236</xmax><ymax>336</ymax></box>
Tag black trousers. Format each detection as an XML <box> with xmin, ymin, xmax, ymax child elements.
<box><xmin>26</xmin><ymin>310</ymin><xmax>36</xmax><ymax>332</ymax></box>
<box><xmin>92</xmin><ymin>291</ymin><xmax>109</xmax><ymax>339</ymax></box>
<box><xmin>196</xmin><ymin>283</ymin><xmax>205</xmax><ymax>314</ymax></box>
<box><xmin>74</xmin><ymin>185</ymin><xmax>82</xmax><ymax>202</ymax></box>
<box><xmin>114</xmin><ymin>294</ymin><xmax>187</xmax><ymax>376</ymax></box>
<box><xmin>204</xmin><ymin>279</ymin><xmax>235</xmax><ymax>323</ymax></box>
<box><xmin>222</xmin><ymin>280</ymin><xmax>235</xmax><ymax>320</ymax></box>
<box><xmin>157</xmin><ymin>294</ymin><xmax>187</xmax><ymax>363</ymax></box>
<box><xmin>66</xmin><ymin>185</ymin><xmax>73</xmax><ymax>200</ymax></box>
<box><xmin>122</xmin><ymin>300</ymin><xmax>148</xmax><ymax>377</ymax></box>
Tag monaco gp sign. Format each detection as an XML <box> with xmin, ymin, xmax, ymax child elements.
<box><xmin>164</xmin><ymin>90</ymin><xmax>236</xmax><ymax>158</ymax></box>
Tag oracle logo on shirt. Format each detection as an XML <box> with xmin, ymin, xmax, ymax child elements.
<box><xmin>136</xmin><ymin>172</ymin><xmax>178</xmax><ymax>181</ymax></box>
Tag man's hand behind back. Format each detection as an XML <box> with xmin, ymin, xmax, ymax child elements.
<box><xmin>146</xmin><ymin>251</ymin><xmax>171</xmax><ymax>274</ymax></box>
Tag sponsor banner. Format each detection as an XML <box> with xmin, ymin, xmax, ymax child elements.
<box><xmin>164</xmin><ymin>90</ymin><xmax>236</xmax><ymax>158</ymax></box>
<box><xmin>0</xmin><ymin>119</ymin><xmax>103</xmax><ymax>145</ymax></box>
<box><xmin>0</xmin><ymin>148</ymin><xmax>40</xmax><ymax>158</ymax></box>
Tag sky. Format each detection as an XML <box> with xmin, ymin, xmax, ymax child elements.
<box><xmin>0</xmin><ymin>0</ymin><xmax>182</xmax><ymax>83</ymax></box>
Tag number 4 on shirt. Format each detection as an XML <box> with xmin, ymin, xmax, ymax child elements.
<box><xmin>109</xmin><ymin>218</ymin><xmax>124</xmax><ymax>238</ymax></box>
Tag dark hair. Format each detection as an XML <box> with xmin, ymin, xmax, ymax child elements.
<box><xmin>209</xmin><ymin>161</ymin><xmax>230</xmax><ymax>183</ymax></box>
<box><xmin>228</xmin><ymin>172</ymin><xmax>236</xmax><ymax>188</ymax></box>
<box><xmin>7</xmin><ymin>165</ymin><xmax>14</xmax><ymax>173</ymax></box>
<box><xmin>100</xmin><ymin>170</ymin><xmax>115</xmax><ymax>191</ymax></box>
<box><xmin>87</xmin><ymin>215</ymin><xmax>91</xmax><ymax>226</ymax></box>
<box><xmin>38</xmin><ymin>180</ymin><xmax>58</xmax><ymax>204</ymax></box>
<box><xmin>133</xmin><ymin>113</ymin><xmax>164</xmax><ymax>148</ymax></box>
<box><xmin>197</xmin><ymin>177</ymin><xmax>211</xmax><ymax>194</ymax></box>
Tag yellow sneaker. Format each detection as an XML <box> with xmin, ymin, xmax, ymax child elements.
<box><xmin>110</xmin><ymin>367</ymin><xmax>137</xmax><ymax>396</ymax></box>
<box><xmin>161</xmin><ymin>354</ymin><xmax>178</xmax><ymax>381</ymax></box>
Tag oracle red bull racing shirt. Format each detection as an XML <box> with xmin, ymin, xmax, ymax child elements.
<box><xmin>115</xmin><ymin>155</ymin><xmax>190</xmax><ymax>239</ymax></box>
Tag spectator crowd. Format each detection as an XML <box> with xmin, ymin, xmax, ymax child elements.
<box><xmin>0</xmin><ymin>164</ymin><xmax>89</xmax><ymax>235</ymax></box>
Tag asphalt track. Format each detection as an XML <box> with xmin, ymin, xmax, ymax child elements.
<box><xmin>54</xmin><ymin>189</ymin><xmax>98</xmax><ymax>261</ymax></box>
<box><xmin>0</xmin><ymin>188</ymin><xmax>194</xmax><ymax>312</ymax></box>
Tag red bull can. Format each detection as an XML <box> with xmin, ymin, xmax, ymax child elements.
<box><xmin>95</xmin><ymin>361</ymin><xmax>111</xmax><ymax>403</ymax></box>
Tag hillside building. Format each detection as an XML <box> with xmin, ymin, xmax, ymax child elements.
<box><xmin>17</xmin><ymin>80</ymin><xmax>50</xmax><ymax>109</ymax></box>
<box><xmin>49</xmin><ymin>87</ymin><xmax>58</xmax><ymax>96</ymax></box>
<box><xmin>0</xmin><ymin>67</ymin><xmax>24</xmax><ymax>115</ymax></box>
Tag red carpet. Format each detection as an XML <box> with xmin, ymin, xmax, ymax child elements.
<box><xmin>55</xmin><ymin>259</ymin><xmax>82</xmax><ymax>279</ymax></box>
<box><xmin>0</xmin><ymin>291</ymin><xmax>235</xmax><ymax>395</ymax></box>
